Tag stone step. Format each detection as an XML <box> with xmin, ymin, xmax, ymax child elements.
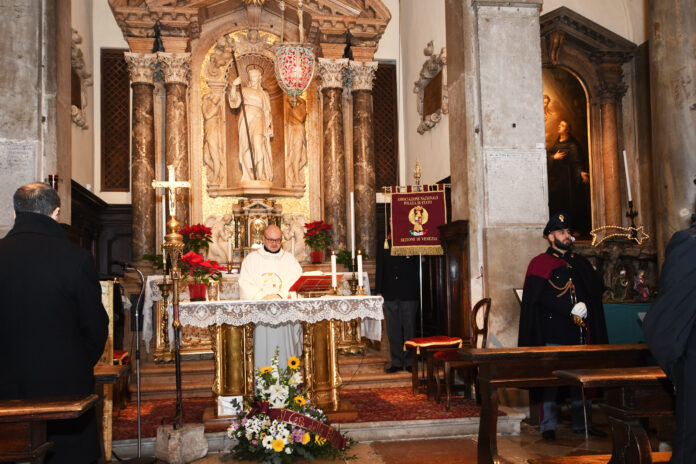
<box><xmin>338</xmin><ymin>353</ymin><xmax>389</xmax><ymax>376</ymax></box>
<box><xmin>340</xmin><ymin>371</ymin><xmax>412</xmax><ymax>390</ymax></box>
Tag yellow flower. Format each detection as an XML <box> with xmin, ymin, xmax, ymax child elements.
<box><xmin>260</xmin><ymin>366</ymin><xmax>272</xmax><ymax>374</ymax></box>
<box><xmin>294</xmin><ymin>396</ymin><xmax>306</xmax><ymax>406</ymax></box>
<box><xmin>315</xmin><ymin>435</ymin><xmax>326</xmax><ymax>446</ymax></box>
<box><xmin>288</xmin><ymin>356</ymin><xmax>300</xmax><ymax>370</ymax></box>
<box><xmin>272</xmin><ymin>438</ymin><xmax>285</xmax><ymax>452</ymax></box>
<box><xmin>302</xmin><ymin>433</ymin><xmax>310</xmax><ymax>445</ymax></box>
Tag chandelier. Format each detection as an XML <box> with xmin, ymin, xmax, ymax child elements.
<box><xmin>274</xmin><ymin>1</ymin><xmax>315</xmax><ymax>106</ymax></box>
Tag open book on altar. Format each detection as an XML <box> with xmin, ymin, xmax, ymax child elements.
<box><xmin>289</xmin><ymin>271</ymin><xmax>343</xmax><ymax>294</ymax></box>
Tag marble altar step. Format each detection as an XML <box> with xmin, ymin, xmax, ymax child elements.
<box><xmin>130</xmin><ymin>360</ymin><xmax>215</xmax><ymax>400</ymax></box>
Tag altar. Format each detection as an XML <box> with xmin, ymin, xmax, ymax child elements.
<box><xmin>175</xmin><ymin>295</ymin><xmax>383</xmax><ymax>411</ymax></box>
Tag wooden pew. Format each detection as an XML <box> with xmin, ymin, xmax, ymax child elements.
<box><xmin>455</xmin><ymin>344</ymin><xmax>651</xmax><ymax>464</ymax></box>
<box><xmin>553</xmin><ymin>366</ymin><xmax>674</xmax><ymax>464</ymax></box>
<box><xmin>94</xmin><ymin>364</ymin><xmax>129</xmax><ymax>461</ymax></box>
<box><xmin>0</xmin><ymin>394</ymin><xmax>98</xmax><ymax>464</ymax></box>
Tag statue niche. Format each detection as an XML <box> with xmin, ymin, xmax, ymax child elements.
<box><xmin>203</xmin><ymin>32</ymin><xmax>307</xmax><ymax>199</ymax></box>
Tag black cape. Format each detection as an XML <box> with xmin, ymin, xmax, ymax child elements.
<box><xmin>643</xmin><ymin>224</ymin><xmax>696</xmax><ymax>379</ymax></box>
<box><xmin>518</xmin><ymin>247</ymin><xmax>608</xmax><ymax>347</ymax></box>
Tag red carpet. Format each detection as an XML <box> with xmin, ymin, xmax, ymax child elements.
<box><xmin>336</xmin><ymin>387</ymin><xmax>498</xmax><ymax>423</ymax></box>
<box><xmin>113</xmin><ymin>388</ymin><xmax>496</xmax><ymax>440</ymax></box>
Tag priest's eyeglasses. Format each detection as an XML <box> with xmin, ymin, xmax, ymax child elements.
<box><xmin>263</xmin><ymin>236</ymin><xmax>282</xmax><ymax>244</ymax></box>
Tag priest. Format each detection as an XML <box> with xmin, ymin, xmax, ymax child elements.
<box><xmin>239</xmin><ymin>224</ymin><xmax>303</xmax><ymax>369</ymax></box>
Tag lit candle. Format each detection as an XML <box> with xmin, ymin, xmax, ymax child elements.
<box><xmin>162</xmin><ymin>194</ymin><xmax>166</xmax><ymax>243</ymax></box>
<box><xmin>357</xmin><ymin>250</ymin><xmax>363</xmax><ymax>287</ymax></box>
<box><xmin>350</xmin><ymin>192</ymin><xmax>355</xmax><ymax>259</ymax></box>
<box><xmin>331</xmin><ymin>251</ymin><xmax>337</xmax><ymax>287</ymax></box>
<box><xmin>622</xmin><ymin>150</ymin><xmax>632</xmax><ymax>202</ymax></box>
<box><xmin>227</xmin><ymin>237</ymin><xmax>232</xmax><ymax>264</ymax></box>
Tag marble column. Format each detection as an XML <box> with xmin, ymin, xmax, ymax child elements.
<box><xmin>125</xmin><ymin>53</ymin><xmax>157</xmax><ymax>262</ymax></box>
<box><xmin>349</xmin><ymin>61</ymin><xmax>378</xmax><ymax>258</ymax></box>
<box><xmin>158</xmin><ymin>52</ymin><xmax>191</xmax><ymax>226</ymax></box>
<box><xmin>649</xmin><ymin>0</ymin><xmax>696</xmax><ymax>260</ymax></box>
<box><xmin>318</xmin><ymin>58</ymin><xmax>349</xmax><ymax>250</ymax></box>
<box><xmin>598</xmin><ymin>65</ymin><xmax>626</xmax><ymax>228</ymax></box>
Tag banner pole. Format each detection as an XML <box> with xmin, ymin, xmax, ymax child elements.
<box><xmin>419</xmin><ymin>252</ymin><xmax>423</xmax><ymax>338</ymax></box>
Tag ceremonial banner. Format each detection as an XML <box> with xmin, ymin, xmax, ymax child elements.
<box><xmin>389</xmin><ymin>185</ymin><xmax>447</xmax><ymax>256</ymax></box>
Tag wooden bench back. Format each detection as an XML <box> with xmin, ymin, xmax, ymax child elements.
<box><xmin>471</xmin><ymin>298</ymin><xmax>491</xmax><ymax>349</ymax></box>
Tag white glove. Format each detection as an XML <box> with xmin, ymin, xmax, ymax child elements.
<box><xmin>571</xmin><ymin>302</ymin><xmax>588</xmax><ymax>319</ymax></box>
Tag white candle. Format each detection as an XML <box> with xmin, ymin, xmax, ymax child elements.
<box><xmin>331</xmin><ymin>252</ymin><xmax>337</xmax><ymax>287</ymax></box>
<box><xmin>357</xmin><ymin>251</ymin><xmax>363</xmax><ymax>287</ymax></box>
<box><xmin>227</xmin><ymin>238</ymin><xmax>232</xmax><ymax>264</ymax></box>
<box><xmin>350</xmin><ymin>192</ymin><xmax>355</xmax><ymax>259</ymax></box>
<box><xmin>622</xmin><ymin>150</ymin><xmax>632</xmax><ymax>202</ymax></box>
<box><xmin>291</xmin><ymin>236</ymin><xmax>295</xmax><ymax>256</ymax></box>
<box><xmin>162</xmin><ymin>194</ymin><xmax>166</xmax><ymax>243</ymax></box>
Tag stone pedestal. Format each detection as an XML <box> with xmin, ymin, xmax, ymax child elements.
<box><xmin>155</xmin><ymin>423</ymin><xmax>208</xmax><ymax>464</ymax></box>
<box><xmin>318</xmin><ymin>58</ymin><xmax>349</xmax><ymax>250</ymax></box>
<box><xmin>125</xmin><ymin>53</ymin><xmax>157</xmax><ymax>260</ymax></box>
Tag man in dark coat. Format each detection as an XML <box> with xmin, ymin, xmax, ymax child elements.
<box><xmin>643</xmin><ymin>216</ymin><xmax>696</xmax><ymax>464</ymax></box>
<box><xmin>518</xmin><ymin>213</ymin><xmax>608</xmax><ymax>441</ymax></box>
<box><xmin>376</xmin><ymin>244</ymin><xmax>420</xmax><ymax>373</ymax></box>
<box><xmin>0</xmin><ymin>183</ymin><xmax>109</xmax><ymax>464</ymax></box>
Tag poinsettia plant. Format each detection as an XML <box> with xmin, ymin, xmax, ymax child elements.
<box><xmin>224</xmin><ymin>348</ymin><xmax>351</xmax><ymax>463</ymax></box>
<box><xmin>178</xmin><ymin>251</ymin><xmax>226</xmax><ymax>285</ymax></box>
<box><xmin>303</xmin><ymin>221</ymin><xmax>333</xmax><ymax>252</ymax></box>
<box><xmin>179</xmin><ymin>224</ymin><xmax>213</xmax><ymax>254</ymax></box>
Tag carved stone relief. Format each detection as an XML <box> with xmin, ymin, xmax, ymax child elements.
<box><xmin>414</xmin><ymin>41</ymin><xmax>448</xmax><ymax>135</ymax></box>
<box><xmin>70</xmin><ymin>29</ymin><xmax>93</xmax><ymax>130</ymax></box>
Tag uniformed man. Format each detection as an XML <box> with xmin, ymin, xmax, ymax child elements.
<box><xmin>518</xmin><ymin>213</ymin><xmax>608</xmax><ymax>441</ymax></box>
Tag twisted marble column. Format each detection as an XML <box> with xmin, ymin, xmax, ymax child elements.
<box><xmin>349</xmin><ymin>61</ymin><xmax>378</xmax><ymax>258</ymax></box>
<box><xmin>158</xmin><ymin>52</ymin><xmax>191</xmax><ymax>227</ymax></box>
<box><xmin>318</xmin><ymin>58</ymin><xmax>349</xmax><ymax>250</ymax></box>
<box><xmin>125</xmin><ymin>53</ymin><xmax>157</xmax><ymax>262</ymax></box>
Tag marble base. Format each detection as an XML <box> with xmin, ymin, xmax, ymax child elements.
<box><xmin>154</xmin><ymin>423</ymin><xmax>208</xmax><ymax>464</ymax></box>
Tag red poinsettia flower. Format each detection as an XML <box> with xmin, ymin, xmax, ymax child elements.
<box><xmin>303</xmin><ymin>220</ymin><xmax>333</xmax><ymax>251</ymax></box>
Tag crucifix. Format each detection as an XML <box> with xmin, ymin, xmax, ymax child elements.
<box><xmin>152</xmin><ymin>164</ymin><xmax>191</xmax><ymax>230</ymax></box>
<box><xmin>150</xmin><ymin>164</ymin><xmax>190</xmax><ymax>430</ymax></box>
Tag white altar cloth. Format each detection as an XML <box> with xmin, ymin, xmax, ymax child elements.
<box><xmin>168</xmin><ymin>296</ymin><xmax>383</xmax><ymax>348</ymax></box>
<box><xmin>143</xmin><ymin>272</ymin><xmax>374</xmax><ymax>352</ymax></box>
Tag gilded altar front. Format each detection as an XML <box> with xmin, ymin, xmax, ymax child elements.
<box><xmin>176</xmin><ymin>296</ymin><xmax>384</xmax><ymax>411</ymax></box>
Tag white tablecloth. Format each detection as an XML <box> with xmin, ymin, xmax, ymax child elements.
<box><xmin>143</xmin><ymin>272</ymin><xmax>376</xmax><ymax>352</ymax></box>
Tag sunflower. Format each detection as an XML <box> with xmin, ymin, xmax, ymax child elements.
<box><xmin>272</xmin><ymin>438</ymin><xmax>285</xmax><ymax>452</ymax></box>
<box><xmin>260</xmin><ymin>366</ymin><xmax>272</xmax><ymax>374</ymax></box>
<box><xmin>315</xmin><ymin>435</ymin><xmax>326</xmax><ymax>446</ymax></box>
<box><xmin>302</xmin><ymin>432</ymin><xmax>310</xmax><ymax>445</ymax></box>
<box><xmin>288</xmin><ymin>356</ymin><xmax>300</xmax><ymax>370</ymax></box>
<box><xmin>294</xmin><ymin>395</ymin><xmax>306</xmax><ymax>406</ymax></box>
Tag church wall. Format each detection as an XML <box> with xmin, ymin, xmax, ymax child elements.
<box><xmin>399</xmin><ymin>0</ymin><xmax>450</xmax><ymax>185</ymax></box>
<box><xmin>90</xmin><ymin>0</ymin><xmax>129</xmax><ymax>205</ymax></box>
<box><xmin>71</xmin><ymin>0</ymin><xmax>94</xmax><ymax>191</ymax></box>
<box><xmin>542</xmin><ymin>0</ymin><xmax>647</xmax><ymax>44</ymax></box>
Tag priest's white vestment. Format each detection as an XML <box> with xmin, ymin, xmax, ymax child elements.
<box><xmin>238</xmin><ymin>247</ymin><xmax>303</xmax><ymax>369</ymax></box>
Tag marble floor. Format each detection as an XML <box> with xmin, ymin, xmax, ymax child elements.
<box><xmin>177</xmin><ymin>420</ymin><xmax>616</xmax><ymax>464</ymax></box>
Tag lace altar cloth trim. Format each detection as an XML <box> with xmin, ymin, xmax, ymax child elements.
<box><xmin>174</xmin><ymin>296</ymin><xmax>384</xmax><ymax>328</ymax></box>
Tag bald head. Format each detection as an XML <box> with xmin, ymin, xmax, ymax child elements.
<box><xmin>262</xmin><ymin>224</ymin><xmax>282</xmax><ymax>252</ymax></box>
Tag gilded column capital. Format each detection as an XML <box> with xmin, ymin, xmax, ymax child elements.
<box><xmin>348</xmin><ymin>61</ymin><xmax>378</xmax><ymax>92</ymax></box>
<box><xmin>317</xmin><ymin>58</ymin><xmax>349</xmax><ymax>91</ymax></box>
<box><xmin>158</xmin><ymin>52</ymin><xmax>192</xmax><ymax>86</ymax></box>
<box><xmin>124</xmin><ymin>53</ymin><xmax>157</xmax><ymax>85</ymax></box>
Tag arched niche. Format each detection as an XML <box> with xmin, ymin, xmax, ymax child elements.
<box><xmin>540</xmin><ymin>7</ymin><xmax>635</xmax><ymax>231</ymax></box>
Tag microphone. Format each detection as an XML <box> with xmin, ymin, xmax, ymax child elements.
<box><xmin>112</xmin><ymin>260</ymin><xmax>134</xmax><ymax>269</ymax></box>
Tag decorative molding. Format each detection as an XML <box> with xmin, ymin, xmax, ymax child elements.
<box><xmin>124</xmin><ymin>52</ymin><xmax>157</xmax><ymax>84</ymax></box>
<box><xmin>348</xmin><ymin>61</ymin><xmax>378</xmax><ymax>92</ymax></box>
<box><xmin>317</xmin><ymin>58</ymin><xmax>349</xmax><ymax>91</ymax></box>
<box><xmin>157</xmin><ymin>52</ymin><xmax>192</xmax><ymax>86</ymax></box>
<box><xmin>70</xmin><ymin>29</ymin><xmax>93</xmax><ymax>130</ymax></box>
<box><xmin>413</xmin><ymin>42</ymin><xmax>448</xmax><ymax>135</ymax></box>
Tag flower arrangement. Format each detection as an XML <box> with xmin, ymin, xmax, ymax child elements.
<box><xmin>225</xmin><ymin>349</ymin><xmax>350</xmax><ymax>463</ymax></box>
<box><xmin>179</xmin><ymin>223</ymin><xmax>213</xmax><ymax>254</ymax></box>
<box><xmin>179</xmin><ymin>251</ymin><xmax>226</xmax><ymax>285</ymax></box>
<box><xmin>303</xmin><ymin>221</ymin><xmax>333</xmax><ymax>252</ymax></box>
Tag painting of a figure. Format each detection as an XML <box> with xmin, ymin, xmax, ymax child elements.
<box><xmin>543</xmin><ymin>67</ymin><xmax>591</xmax><ymax>238</ymax></box>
